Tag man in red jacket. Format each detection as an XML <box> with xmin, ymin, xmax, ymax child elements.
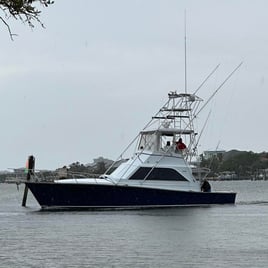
<box><xmin>176</xmin><ymin>138</ymin><xmax>186</xmax><ymax>150</ymax></box>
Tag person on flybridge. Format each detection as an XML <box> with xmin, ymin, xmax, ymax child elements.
<box><xmin>176</xmin><ymin>138</ymin><xmax>187</xmax><ymax>151</ymax></box>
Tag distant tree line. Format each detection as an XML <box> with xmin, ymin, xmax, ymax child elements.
<box><xmin>67</xmin><ymin>161</ymin><xmax>107</xmax><ymax>176</ymax></box>
<box><xmin>200</xmin><ymin>150</ymin><xmax>268</xmax><ymax>178</ymax></box>
<box><xmin>2</xmin><ymin>150</ymin><xmax>268</xmax><ymax>182</ymax></box>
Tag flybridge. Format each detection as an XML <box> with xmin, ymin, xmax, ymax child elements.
<box><xmin>141</xmin><ymin>91</ymin><xmax>203</xmax><ymax>161</ymax></box>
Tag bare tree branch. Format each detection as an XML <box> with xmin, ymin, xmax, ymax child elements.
<box><xmin>0</xmin><ymin>16</ymin><xmax>17</xmax><ymax>40</ymax></box>
<box><xmin>0</xmin><ymin>0</ymin><xmax>54</xmax><ymax>40</ymax></box>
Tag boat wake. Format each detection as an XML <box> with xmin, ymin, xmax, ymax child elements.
<box><xmin>236</xmin><ymin>200</ymin><xmax>268</xmax><ymax>206</ymax></box>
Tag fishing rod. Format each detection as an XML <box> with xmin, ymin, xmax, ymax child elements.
<box><xmin>193</xmin><ymin>110</ymin><xmax>212</xmax><ymax>154</ymax></box>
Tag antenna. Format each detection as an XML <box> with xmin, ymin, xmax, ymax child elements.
<box><xmin>184</xmin><ymin>9</ymin><xmax>187</xmax><ymax>94</ymax></box>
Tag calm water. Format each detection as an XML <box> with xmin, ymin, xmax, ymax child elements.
<box><xmin>0</xmin><ymin>181</ymin><xmax>268</xmax><ymax>268</ymax></box>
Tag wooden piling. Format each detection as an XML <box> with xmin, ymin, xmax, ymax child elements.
<box><xmin>22</xmin><ymin>155</ymin><xmax>35</xmax><ymax>207</ymax></box>
<box><xmin>21</xmin><ymin>186</ymin><xmax>29</xmax><ymax>207</ymax></box>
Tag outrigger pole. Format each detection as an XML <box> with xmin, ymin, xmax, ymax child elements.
<box><xmin>194</xmin><ymin>64</ymin><xmax>220</xmax><ymax>95</ymax></box>
<box><xmin>186</xmin><ymin>62</ymin><xmax>243</xmax><ymax>130</ymax></box>
<box><xmin>175</xmin><ymin>61</ymin><xmax>243</xmax><ymax>155</ymax></box>
<box><xmin>197</xmin><ymin>62</ymin><xmax>243</xmax><ymax>116</ymax></box>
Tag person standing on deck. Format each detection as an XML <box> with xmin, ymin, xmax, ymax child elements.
<box><xmin>201</xmin><ymin>179</ymin><xmax>211</xmax><ymax>192</ymax></box>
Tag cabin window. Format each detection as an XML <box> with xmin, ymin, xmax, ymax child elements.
<box><xmin>129</xmin><ymin>167</ymin><xmax>188</xmax><ymax>181</ymax></box>
<box><xmin>138</xmin><ymin>133</ymin><xmax>157</xmax><ymax>151</ymax></box>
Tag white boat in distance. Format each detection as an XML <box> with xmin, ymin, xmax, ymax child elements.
<box><xmin>25</xmin><ymin>91</ymin><xmax>236</xmax><ymax>209</ymax></box>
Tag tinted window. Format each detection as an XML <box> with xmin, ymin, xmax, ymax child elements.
<box><xmin>129</xmin><ymin>167</ymin><xmax>188</xmax><ymax>181</ymax></box>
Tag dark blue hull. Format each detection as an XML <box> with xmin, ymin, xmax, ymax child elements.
<box><xmin>26</xmin><ymin>182</ymin><xmax>236</xmax><ymax>209</ymax></box>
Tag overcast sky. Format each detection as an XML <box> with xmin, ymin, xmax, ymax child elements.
<box><xmin>0</xmin><ymin>0</ymin><xmax>267</xmax><ymax>170</ymax></box>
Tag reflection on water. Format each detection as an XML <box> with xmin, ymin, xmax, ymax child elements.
<box><xmin>0</xmin><ymin>181</ymin><xmax>268</xmax><ymax>268</ymax></box>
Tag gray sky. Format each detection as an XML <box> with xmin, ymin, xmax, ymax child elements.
<box><xmin>0</xmin><ymin>0</ymin><xmax>267</xmax><ymax>170</ymax></box>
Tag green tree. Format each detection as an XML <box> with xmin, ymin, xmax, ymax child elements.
<box><xmin>0</xmin><ymin>0</ymin><xmax>54</xmax><ymax>40</ymax></box>
<box><xmin>200</xmin><ymin>150</ymin><xmax>268</xmax><ymax>178</ymax></box>
<box><xmin>220</xmin><ymin>151</ymin><xmax>258</xmax><ymax>176</ymax></box>
<box><xmin>95</xmin><ymin>161</ymin><xmax>106</xmax><ymax>174</ymax></box>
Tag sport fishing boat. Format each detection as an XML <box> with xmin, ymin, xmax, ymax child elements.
<box><xmin>25</xmin><ymin>91</ymin><xmax>236</xmax><ymax>209</ymax></box>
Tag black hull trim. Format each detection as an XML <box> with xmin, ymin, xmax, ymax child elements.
<box><xmin>26</xmin><ymin>182</ymin><xmax>236</xmax><ymax>209</ymax></box>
